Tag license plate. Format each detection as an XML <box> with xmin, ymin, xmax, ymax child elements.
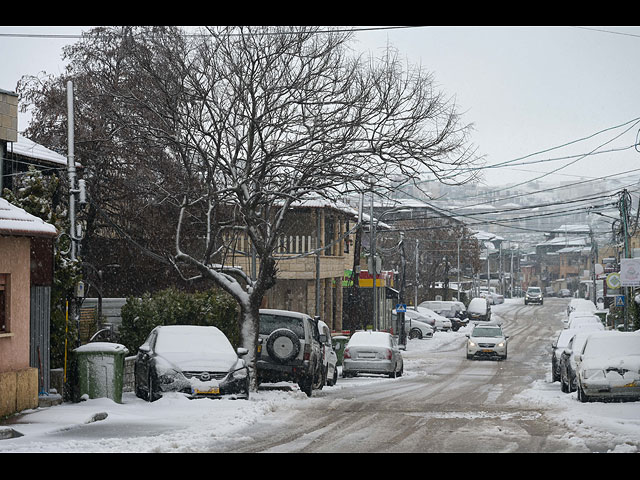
<box><xmin>193</xmin><ymin>387</ymin><xmax>220</xmax><ymax>395</ymax></box>
<box><xmin>482</xmin><ymin>349</ymin><xmax>493</xmax><ymax>353</ymax></box>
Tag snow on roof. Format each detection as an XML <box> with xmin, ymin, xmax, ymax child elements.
<box><xmin>0</xmin><ymin>197</ymin><xmax>57</xmax><ymax>237</ymax></box>
<box><xmin>9</xmin><ymin>134</ymin><xmax>69</xmax><ymax>167</ymax></box>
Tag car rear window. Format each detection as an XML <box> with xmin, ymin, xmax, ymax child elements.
<box><xmin>259</xmin><ymin>314</ymin><xmax>306</xmax><ymax>339</ymax></box>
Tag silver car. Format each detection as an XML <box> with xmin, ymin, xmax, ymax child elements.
<box><xmin>576</xmin><ymin>331</ymin><xmax>640</xmax><ymax>403</ymax></box>
<box><xmin>466</xmin><ymin>324</ymin><xmax>508</xmax><ymax>360</ymax></box>
<box><xmin>342</xmin><ymin>331</ymin><xmax>404</xmax><ymax>378</ymax></box>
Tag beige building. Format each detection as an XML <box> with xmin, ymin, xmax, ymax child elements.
<box><xmin>221</xmin><ymin>199</ymin><xmax>358</xmax><ymax>332</ymax></box>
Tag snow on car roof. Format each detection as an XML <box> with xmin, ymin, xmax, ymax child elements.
<box><xmin>348</xmin><ymin>330</ymin><xmax>391</xmax><ymax>347</ymax></box>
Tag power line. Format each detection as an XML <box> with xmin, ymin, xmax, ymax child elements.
<box><xmin>0</xmin><ymin>26</ymin><xmax>425</xmax><ymax>40</ymax></box>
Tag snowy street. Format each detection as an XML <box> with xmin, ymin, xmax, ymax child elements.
<box><xmin>1</xmin><ymin>298</ymin><xmax>638</xmax><ymax>453</ymax></box>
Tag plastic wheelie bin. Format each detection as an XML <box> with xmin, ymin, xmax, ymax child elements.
<box><xmin>74</xmin><ymin>342</ymin><xmax>129</xmax><ymax>403</ymax></box>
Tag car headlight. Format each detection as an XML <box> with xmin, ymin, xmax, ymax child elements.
<box><xmin>468</xmin><ymin>340</ymin><xmax>476</xmax><ymax>347</ymax></box>
<box><xmin>158</xmin><ymin>369</ymin><xmax>182</xmax><ymax>384</ymax></box>
<box><xmin>497</xmin><ymin>341</ymin><xmax>505</xmax><ymax>347</ymax></box>
<box><xmin>231</xmin><ymin>367</ymin><xmax>248</xmax><ymax>380</ymax></box>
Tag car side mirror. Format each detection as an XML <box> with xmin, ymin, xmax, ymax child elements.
<box><xmin>237</xmin><ymin>347</ymin><xmax>249</xmax><ymax>356</ymax></box>
<box><xmin>575</xmin><ymin>354</ymin><xmax>582</xmax><ymax>362</ymax></box>
<box><xmin>138</xmin><ymin>345</ymin><xmax>150</xmax><ymax>354</ymax></box>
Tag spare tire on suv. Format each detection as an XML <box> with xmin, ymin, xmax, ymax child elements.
<box><xmin>266</xmin><ymin>328</ymin><xmax>301</xmax><ymax>363</ymax></box>
<box><xmin>257</xmin><ymin>309</ymin><xmax>323</xmax><ymax>396</ymax></box>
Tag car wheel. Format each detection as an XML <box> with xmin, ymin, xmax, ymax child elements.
<box><xmin>331</xmin><ymin>368</ymin><xmax>338</xmax><ymax>386</ymax></box>
<box><xmin>578</xmin><ymin>384</ymin><xmax>591</xmax><ymax>403</ymax></box>
<box><xmin>299</xmin><ymin>374</ymin><xmax>313</xmax><ymax>397</ymax></box>
<box><xmin>147</xmin><ymin>370</ymin><xmax>159</xmax><ymax>402</ymax></box>
<box><xmin>266</xmin><ymin>328</ymin><xmax>301</xmax><ymax>363</ymax></box>
<box><xmin>409</xmin><ymin>328</ymin><xmax>422</xmax><ymax>340</ymax></box>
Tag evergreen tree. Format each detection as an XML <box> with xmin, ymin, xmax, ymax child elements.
<box><xmin>3</xmin><ymin>167</ymin><xmax>81</xmax><ymax>368</ymax></box>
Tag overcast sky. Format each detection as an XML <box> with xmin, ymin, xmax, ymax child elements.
<box><xmin>2</xmin><ymin>25</ymin><xmax>639</xmax><ymax>188</ymax></box>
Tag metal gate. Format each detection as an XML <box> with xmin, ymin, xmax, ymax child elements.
<box><xmin>29</xmin><ymin>286</ymin><xmax>51</xmax><ymax>394</ymax></box>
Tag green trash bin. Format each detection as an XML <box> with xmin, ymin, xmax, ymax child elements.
<box><xmin>74</xmin><ymin>342</ymin><xmax>129</xmax><ymax>403</ymax></box>
<box><xmin>332</xmin><ymin>335</ymin><xmax>350</xmax><ymax>366</ymax></box>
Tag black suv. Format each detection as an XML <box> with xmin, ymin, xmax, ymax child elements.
<box><xmin>257</xmin><ymin>309</ymin><xmax>324</xmax><ymax>396</ymax></box>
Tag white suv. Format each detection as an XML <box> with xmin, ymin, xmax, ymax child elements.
<box><xmin>257</xmin><ymin>309</ymin><xmax>324</xmax><ymax>396</ymax></box>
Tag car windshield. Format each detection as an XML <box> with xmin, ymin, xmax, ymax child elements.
<box><xmin>528</xmin><ymin>288</ymin><xmax>541</xmax><ymax>293</ymax></box>
<box><xmin>582</xmin><ymin>333</ymin><xmax>640</xmax><ymax>357</ymax></box>
<box><xmin>259</xmin><ymin>313</ymin><xmax>305</xmax><ymax>339</ymax></box>
<box><xmin>155</xmin><ymin>327</ymin><xmax>235</xmax><ymax>355</ymax></box>
<box><xmin>472</xmin><ymin>327</ymin><xmax>503</xmax><ymax>338</ymax></box>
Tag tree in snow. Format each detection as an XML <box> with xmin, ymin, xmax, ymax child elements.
<box><xmin>19</xmin><ymin>26</ymin><xmax>481</xmax><ymax>390</ymax></box>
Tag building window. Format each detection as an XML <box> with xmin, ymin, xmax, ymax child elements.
<box><xmin>0</xmin><ymin>274</ymin><xmax>9</xmax><ymax>334</ymax></box>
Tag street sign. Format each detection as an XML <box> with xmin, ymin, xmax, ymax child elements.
<box><xmin>396</xmin><ymin>304</ymin><xmax>407</xmax><ymax>313</ymax></box>
<box><xmin>615</xmin><ymin>295</ymin><xmax>625</xmax><ymax>307</ymax></box>
<box><xmin>606</xmin><ymin>272</ymin><xmax>621</xmax><ymax>290</ymax></box>
<box><xmin>621</xmin><ymin>258</ymin><xmax>640</xmax><ymax>286</ymax></box>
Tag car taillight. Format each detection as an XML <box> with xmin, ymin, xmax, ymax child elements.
<box><xmin>343</xmin><ymin>348</ymin><xmax>351</xmax><ymax>359</ymax></box>
<box><xmin>386</xmin><ymin>349</ymin><xmax>393</xmax><ymax>360</ymax></box>
<box><xmin>303</xmin><ymin>343</ymin><xmax>311</xmax><ymax>361</ymax></box>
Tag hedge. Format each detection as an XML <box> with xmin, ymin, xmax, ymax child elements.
<box><xmin>118</xmin><ymin>287</ymin><xmax>240</xmax><ymax>355</ymax></box>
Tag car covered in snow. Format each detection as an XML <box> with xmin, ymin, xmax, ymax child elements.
<box><xmin>413</xmin><ymin>306</ymin><xmax>452</xmax><ymax>331</ymax></box>
<box><xmin>576</xmin><ymin>331</ymin><xmax>640</xmax><ymax>403</ymax></box>
<box><xmin>467</xmin><ymin>297</ymin><xmax>492</xmax><ymax>323</ymax></box>
<box><xmin>134</xmin><ymin>325</ymin><xmax>250</xmax><ymax>402</ymax></box>
<box><xmin>400</xmin><ymin>308</ymin><xmax>434</xmax><ymax>339</ymax></box>
<box><xmin>558</xmin><ymin>329</ymin><xmax>600</xmax><ymax>393</ymax></box>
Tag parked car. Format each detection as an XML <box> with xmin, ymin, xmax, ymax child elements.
<box><xmin>560</xmin><ymin>289</ymin><xmax>572</xmax><ymax>298</ymax></box>
<box><xmin>524</xmin><ymin>286</ymin><xmax>543</xmax><ymax>305</ymax></box>
<box><xmin>257</xmin><ymin>309</ymin><xmax>324</xmax><ymax>396</ymax></box>
<box><xmin>559</xmin><ymin>329</ymin><xmax>601</xmax><ymax>393</ymax></box>
<box><xmin>466</xmin><ymin>324</ymin><xmax>509</xmax><ymax>360</ymax></box>
<box><xmin>419</xmin><ymin>300</ymin><xmax>468</xmax><ymax>331</ymax></box>
<box><xmin>467</xmin><ymin>297</ymin><xmax>491</xmax><ymax>323</ymax></box>
<box><xmin>567</xmin><ymin>314</ymin><xmax>604</xmax><ymax>331</ymax></box>
<box><xmin>318</xmin><ymin>320</ymin><xmax>338</xmax><ymax>386</ymax></box>
<box><xmin>479</xmin><ymin>288</ymin><xmax>502</xmax><ymax>305</ymax></box>
<box><xmin>576</xmin><ymin>331</ymin><xmax>640</xmax><ymax>403</ymax></box>
<box><xmin>400</xmin><ymin>309</ymin><xmax>434</xmax><ymax>339</ymax></box>
<box><xmin>342</xmin><ymin>331</ymin><xmax>404</xmax><ymax>378</ymax></box>
<box><xmin>567</xmin><ymin>298</ymin><xmax>597</xmax><ymax>318</ymax></box>
<box><xmin>551</xmin><ymin>328</ymin><xmax>581</xmax><ymax>382</ymax></box>
<box><xmin>414</xmin><ymin>306</ymin><xmax>452</xmax><ymax>331</ymax></box>
<box><xmin>134</xmin><ymin>325</ymin><xmax>250</xmax><ymax>402</ymax></box>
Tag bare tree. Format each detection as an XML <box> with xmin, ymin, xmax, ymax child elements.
<box><xmin>21</xmin><ymin>26</ymin><xmax>480</xmax><ymax>389</ymax></box>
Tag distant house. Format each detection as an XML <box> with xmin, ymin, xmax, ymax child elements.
<box><xmin>0</xmin><ymin>197</ymin><xmax>57</xmax><ymax>417</ymax></box>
